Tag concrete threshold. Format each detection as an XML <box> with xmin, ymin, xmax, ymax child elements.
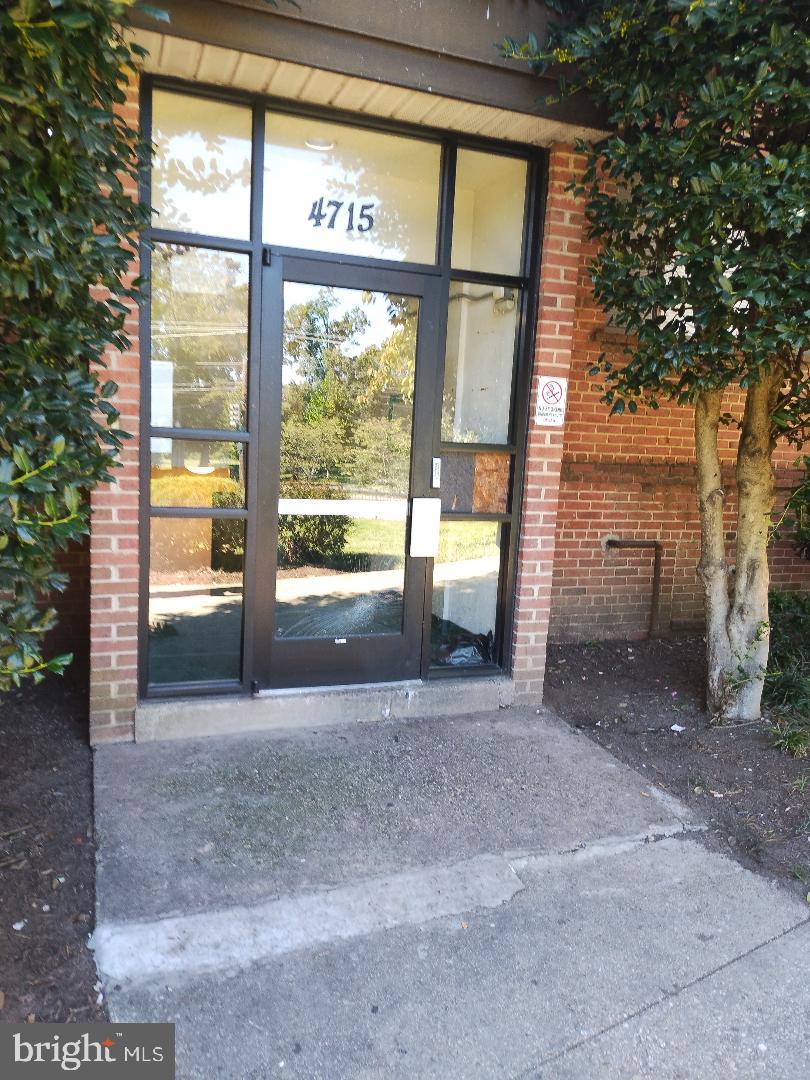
<box><xmin>134</xmin><ymin>675</ymin><xmax>515</xmax><ymax>742</ymax></box>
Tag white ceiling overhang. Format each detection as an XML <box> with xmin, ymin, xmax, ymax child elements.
<box><xmin>129</xmin><ymin>29</ymin><xmax>607</xmax><ymax>148</ymax></box>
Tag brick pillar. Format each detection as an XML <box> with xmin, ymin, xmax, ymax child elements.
<box><xmin>511</xmin><ymin>144</ymin><xmax>589</xmax><ymax>703</ymax></box>
<box><xmin>88</xmin><ymin>75</ymin><xmax>141</xmax><ymax>744</ymax></box>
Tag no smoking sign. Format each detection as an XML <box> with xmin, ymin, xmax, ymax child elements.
<box><xmin>535</xmin><ymin>375</ymin><xmax>568</xmax><ymax>427</ymax></box>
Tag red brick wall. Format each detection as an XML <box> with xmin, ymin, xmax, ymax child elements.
<box><xmin>87</xmin><ymin>75</ymin><xmax>141</xmax><ymax>743</ymax></box>
<box><xmin>511</xmin><ymin>145</ymin><xmax>589</xmax><ymax>701</ymax></box>
<box><xmin>544</xmin><ymin>161</ymin><xmax>810</xmax><ymax>644</ymax></box>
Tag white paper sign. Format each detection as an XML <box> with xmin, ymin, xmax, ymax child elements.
<box><xmin>535</xmin><ymin>376</ymin><xmax>568</xmax><ymax>427</ymax></box>
<box><xmin>409</xmin><ymin>498</ymin><xmax>442</xmax><ymax>558</ymax></box>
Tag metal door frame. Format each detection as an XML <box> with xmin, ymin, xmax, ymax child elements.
<box><xmin>251</xmin><ymin>255</ymin><xmax>442</xmax><ymax>689</ymax></box>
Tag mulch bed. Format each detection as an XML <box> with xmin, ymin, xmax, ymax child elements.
<box><xmin>0</xmin><ymin>678</ymin><xmax>105</xmax><ymax>1023</ymax></box>
<box><xmin>545</xmin><ymin>634</ymin><xmax>810</xmax><ymax>896</ymax></box>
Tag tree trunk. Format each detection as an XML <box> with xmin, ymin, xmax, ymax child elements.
<box><xmin>725</xmin><ymin>373</ymin><xmax>781</xmax><ymax>719</ymax></box>
<box><xmin>694</xmin><ymin>375</ymin><xmax>781</xmax><ymax>721</ymax></box>
<box><xmin>695</xmin><ymin>390</ymin><xmax>732</xmax><ymax>715</ymax></box>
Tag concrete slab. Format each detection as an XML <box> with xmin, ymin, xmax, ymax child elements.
<box><xmin>93</xmin><ymin>708</ymin><xmax>809</xmax><ymax>1079</ymax></box>
<box><xmin>94</xmin><ymin>709</ymin><xmax>690</xmax><ymax>921</ymax></box>
<box><xmin>539</xmin><ymin>920</ymin><xmax>810</xmax><ymax>1080</ymax></box>
<box><xmin>101</xmin><ymin>839</ymin><xmax>808</xmax><ymax>1080</ymax></box>
<box><xmin>93</xmin><ymin>851</ymin><xmax>526</xmax><ymax>986</ymax></box>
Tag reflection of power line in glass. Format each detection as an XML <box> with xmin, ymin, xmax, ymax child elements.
<box><xmin>154</xmin><ymin>322</ymin><xmax>246</xmax><ymax>328</ymax></box>
<box><xmin>153</xmin><ymin>322</ymin><xmax>246</xmax><ymax>340</ymax></box>
<box><xmin>284</xmin><ymin>331</ymin><xmax>372</xmax><ymax>347</ymax></box>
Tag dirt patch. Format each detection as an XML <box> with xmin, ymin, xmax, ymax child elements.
<box><xmin>0</xmin><ymin>679</ymin><xmax>105</xmax><ymax>1022</ymax></box>
<box><xmin>545</xmin><ymin>634</ymin><xmax>810</xmax><ymax>896</ymax></box>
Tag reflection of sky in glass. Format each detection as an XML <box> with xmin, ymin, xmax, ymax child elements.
<box><xmin>152</xmin><ymin>91</ymin><xmax>251</xmax><ymax>240</ymax></box>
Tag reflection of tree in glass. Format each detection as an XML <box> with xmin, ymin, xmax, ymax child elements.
<box><xmin>315</xmin><ymin>140</ymin><xmax>433</xmax><ymax>260</ymax></box>
<box><xmin>151</xmin><ymin>245</ymin><xmax>248</xmax><ymax>430</ymax></box>
<box><xmin>279</xmin><ymin>287</ymin><xmax>418</xmax><ymax>567</ymax></box>
<box><xmin>152</xmin><ymin>117</ymin><xmax>250</xmax><ymax>233</ymax></box>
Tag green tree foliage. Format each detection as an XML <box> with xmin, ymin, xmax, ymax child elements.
<box><xmin>0</xmin><ymin>1</ymin><xmax>151</xmax><ymax>688</ymax></box>
<box><xmin>504</xmin><ymin>1</ymin><xmax>809</xmax><ymax>719</ymax></box>
<box><xmin>780</xmin><ymin>455</ymin><xmax>810</xmax><ymax>560</ymax></box>
<box><xmin>279</xmin><ymin>288</ymin><xmax>417</xmax><ymax>569</ymax></box>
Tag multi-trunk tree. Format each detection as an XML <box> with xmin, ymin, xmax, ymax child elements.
<box><xmin>505</xmin><ymin>0</ymin><xmax>809</xmax><ymax>719</ymax></box>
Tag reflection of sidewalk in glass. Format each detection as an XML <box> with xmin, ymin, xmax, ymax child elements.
<box><xmin>148</xmin><ymin>556</ymin><xmax>499</xmax><ymax>616</ymax></box>
<box><xmin>150</xmin><ymin>588</ymin><xmax>241</xmax><ymax>618</ymax></box>
<box><xmin>148</xmin><ymin>589</ymin><xmax>243</xmax><ymax>683</ymax></box>
<box><xmin>147</xmin><ymin>558</ymin><xmax>500</xmax><ymax>666</ymax></box>
<box><xmin>275</xmin><ymin>555</ymin><xmax>499</xmax><ymax>603</ymax></box>
<box><xmin>432</xmin><ymin>556</ymin><xmax>499</xmax><ymax>585</ymax></box>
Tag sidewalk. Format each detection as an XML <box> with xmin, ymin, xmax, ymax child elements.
<box><xmin>92</xmin><ymin>709</ymin><xmax>809</xmax><ymax>1079</ymax></box>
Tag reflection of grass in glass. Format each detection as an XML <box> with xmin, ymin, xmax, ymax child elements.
<box><xmin>151</xmin><ymin>472</ymin><xmax>243</xmax><ymax>508</ymax></box>
<box><xmin>438</xmin><ymin>521</ymin><xmax>500</xmax><ymax>563</ymax></box>
<box><xmin>343</xmin><ymin>519</ymin><xmax>403</xmax><ymax>560</ymax></box>
<box><xmin>343</xmin><ymin>518</ymin><xmax>498</xmax><ymax>562</ymax></box>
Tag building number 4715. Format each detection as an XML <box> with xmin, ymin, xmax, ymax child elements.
<box><xmin>308</xmin><ymin>198</ymin><xmax>374</xmax><ymax>232</ymax></box>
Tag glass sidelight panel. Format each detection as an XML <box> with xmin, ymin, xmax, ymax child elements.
<box><xmin>148</xmin><ymin>517</ymin><xmax>245</xmax><ymax>684</ymax></box>
<box><xmin>451</xmin><ymin>150</ymin><xmax>527</xmax><ymax>276</ymax></box>
<box><xmin>151</xmin><ymin>245</ymin><xmax>249</xmax><ymax>430</ymax></box>
<box><xmin>275</xmin><ymin>283</ymin><xmax>417</xmax><ymax>639</ymax></box>
<box><xmin>150</xmin><ymin>439</ymin><xmax>245</xmax><ymax>508</ymax></box>
<box><xmin>441</xmin><ymin>281</ymin><xmax>520</xmax><ymax>444</ymax></box>
<box><xmin>431</xmin><ymin>521</ymin><xmax>503</xmax><ymax>667</ymax></box>
<box><xmin>264</xmin><ymin>114</ymin><xmax>441</xmax><ymax>262</ymax></box>
<box><xmin>151</xmin><ymin>90</ymin><xmax>252</xmax><ymax>239</ymax></box>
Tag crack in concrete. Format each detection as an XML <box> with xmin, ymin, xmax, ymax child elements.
<box><xmin>507</xmin><ymin>821</ymin><xmax>707</xmax><ymax>875</ymax></box>
<box><xmin>506</xmin><ymin>917</ymin><xmax>810</xmax><ymax>1080</ymax></box>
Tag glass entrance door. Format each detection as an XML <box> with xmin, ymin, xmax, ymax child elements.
<box><xmin>252</xmin><ymin>258</ymin><xmax>441</xmax><ymax>689</ymax></box>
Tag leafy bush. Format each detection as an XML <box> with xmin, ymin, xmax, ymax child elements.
<box><xmin>0</xmin><ymin>1</ymin><xmax>149</xmax><ymax>688</ymax></box>
<box><xmin>765</xmin><ymin>591</ymin><xmax>810</xmax><ymax>757</ymax></box>
<box><xmin>278</xmin><ymin>506</ymin><xmax>349</xmax><ymax>570</ymax></box>
<box><xmin>211</xmin><ymin>488</ymin><xmax>246</xmax><ymax>573</ymax></box>
<box><xmin>781</xmin><ymin>457</ymin><xmax>810</xmax><ymax>561</ymax></box>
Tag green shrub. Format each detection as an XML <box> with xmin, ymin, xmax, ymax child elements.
<box><xmin>782</xmin><ymin>456</ymin><xmax>810</xmax><ymax>561</ymax></box>
<box><xmin>768</xmin><ymin>591</ymin><xmax>810</xmax><ymax>669</ymax></box>
<box><xmin>0</xmin><ymin>1</ymin><xmax>150</xmax><ymax>688</ymax></box>
<box><xmin>150</xmin><ymin>473</ymin><xmax>242</xmax><ymax>509</ymax></box>
<box><xmin>765</xmin><ymin>591</ymin><xmax>810</xmax><ymax>757</ymax></box>
<box><xmin>278</xmin><ymin>510</ymin><xmax>349</xmax><ymax>570</ymax></box>
<box><xmin>211</xmin><ymin>488</ymin><xmax>246</xmax><ymax>573</ymax></box>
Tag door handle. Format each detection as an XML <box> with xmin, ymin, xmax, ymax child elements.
<box><xmin>409</xmin><ymin>498</ymin><xmax>441</xmax><ymax>558</ymax></box>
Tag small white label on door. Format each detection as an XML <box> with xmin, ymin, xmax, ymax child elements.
<box><xmin>431</xmin><ymin>457</ymin><xmax>442</xmax><ymax>489</ymax></box>
<box><xmin>535</xmin><ymin>376</ymin><xmax>568</xmax><ymax>427</ymax></box>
